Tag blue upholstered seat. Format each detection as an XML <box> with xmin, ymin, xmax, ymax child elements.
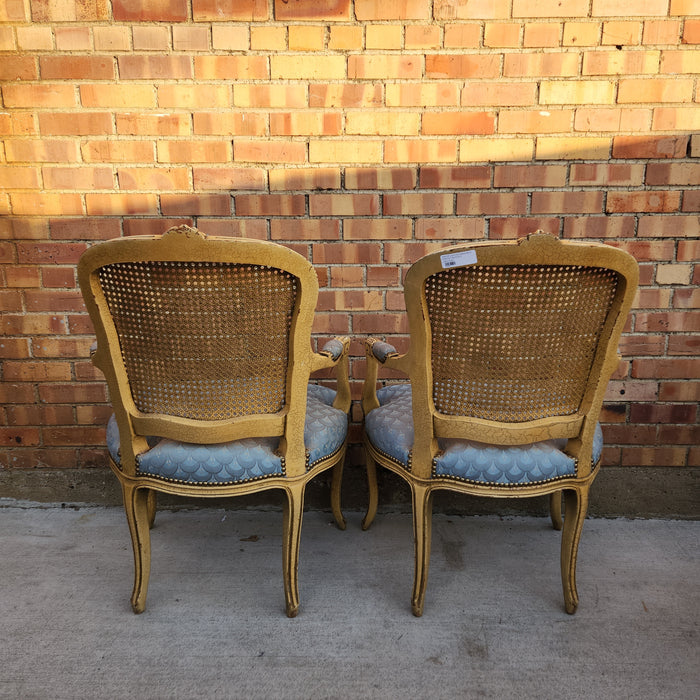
<box><xmin>365</xmin><ymin>384</ymin><xmax>603</xmax><ymax>485</ymax></box>
<box><xmin>107</xmin><ymin>384</ymin><xmax>347</xmax><ymax>485</ymax></box>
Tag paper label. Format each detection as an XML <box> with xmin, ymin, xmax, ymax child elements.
<box><xmin>440</xmin><ymin>250</ymin><xmax>477</xmax><ymax>269</ymax></box>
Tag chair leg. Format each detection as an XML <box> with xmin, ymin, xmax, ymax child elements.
<box><xmin>121</xmin><ymin>483</ymin><xmax>152</xmax><ymax>614</ymax></box>
<box><xmin>330</xmin><ymin>460</ymin><xmax>346</xmax><ymax>531</ymax></box>
<box><xmin>549</xmin><ymin>491</ymin><xmax>563</xmax><ymax>531</ymax></box>
<box><xmin>147</xmin><ymin>489</ymin><xmax>157</xmax><ymax>529</ymax></box>
<box><xmin>282</xmin><ymin>482</ymin><xmax>305</xmax><ymax>618</ymax></box>
<box><xmin>560</xmin><ymin>486</ymin><xmax>589</xmax><ymax>615</ymax></box>
<box><xmin>362</xmin><ymin>449</ymin><xmax>379</xmax><ymax>531</ymax></box>
<box><xmin>411</xmin><ymin>483</ymin><xmax>433</xmax><ymax>617</ymax></box>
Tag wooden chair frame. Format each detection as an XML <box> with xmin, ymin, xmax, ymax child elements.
<box><xmin>362</xmin><ymin>233</ymin><xmax>638</xmax><ymax>616</ymax></box>
<box><xmin>79</xmin><ymin>226</ymin><xmax>351</xmax><ymax>617</ymax></box>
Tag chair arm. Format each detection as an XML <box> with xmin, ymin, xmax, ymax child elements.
<box><xmin>362</xmin><ymin>338</ymin><xmax>409</xmax><ymax>414</ymax></box>
<box><xmin>311</xmin><ymin>336</ymin><xmax>351</xmax><ymax>413</ymax></box>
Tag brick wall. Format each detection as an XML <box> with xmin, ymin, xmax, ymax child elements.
<box><xmin>1</xmin><ymin>0</ymin><xmax>698</xmax><ymax>484</ymax></box>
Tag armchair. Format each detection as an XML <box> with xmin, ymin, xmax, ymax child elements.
<box><xmin>362</xmin><ymin>233</ymin><xmax>638</xmax><ymax>615</ymax></box>
<box><xmin>78</xmin><ymin>226</ymin><xmax>351</xmax><ymax>617</ymax></box>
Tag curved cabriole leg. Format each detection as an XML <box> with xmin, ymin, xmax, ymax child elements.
<box><xmin>330</xmin><ymin>460</ymin><xmax>346</xmax><ymax>531</ymax></box>
<box><xmin>362</xmin><ymin>449</ymin><xmax>379</xmax><ymax>531</ymax></box>
<box><xmin>560</xmin><ymin>486</ymin><xmax>589</xmax><ymax>615</ymax></box>
<box><xmin>282</xmin><ymin>483</ymin><xmax>305</xmax><ymax>618</ymax></box>
<box><xmin>147</xmin><ymin>489</ymin><xmax>157</xmax><ymax>529</ymax></box>
<box><xmin>550</xmin><ymin>491</ymin><xmax>563</xmax><ymax>531</ymax></box>
<box><xmin>411</xmin><ymin>484</ymin><xmax>434</xmax><ymax>617</ymax></box>
<box><xmin>121</xmin><ymin>483</ymin><xmax>152</xmax><ymax>614</ymax></box>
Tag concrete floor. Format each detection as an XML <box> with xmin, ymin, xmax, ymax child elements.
<box><xmin>1</xmin><ymin>502</ymin><xmax>698</xmax><ymax>699</ymax></box>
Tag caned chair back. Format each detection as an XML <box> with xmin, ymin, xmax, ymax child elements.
<box><xmin>403</xmin><ymin>233</ymin><xmax>639</xmax><ymax>476</ymax></box>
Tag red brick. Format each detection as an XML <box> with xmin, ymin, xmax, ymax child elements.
<box><xmin>385</xmin><ymin>140</ymin><xmax>457</xmax><ymax>164</ymax></box>
<box><xmin>274</xmin><ymin>0</ymin><xmax>349</xmax><ymax>20</ymax></box>
<box><xmin>0</xmin><ymin>56</ymin><xmax>38</xmax><ymax>81</ymax></box>
<box><xmin>83</xmin><ymin>140</ymin><xmax>156</xmax><ymax>164</ymax></box>
<box><xmin>674</xmin><ymin>289</ymin><xmax>700</xmax><ymax>309</ymax></box>
<box><xmin>503</xmin><ymin>52</ymin><xmax>579</xmax><ymax>77</ymax></box>
<box><xmin>564</xmin><ymin>216</ymin><xmax>635</xmax><ymax>239</ymax></box>
<box><xmin>118</xmin><ymin>56</ymin><xmax>193</xmax><ymax>80</ymax></box>
<box><xmin>668</xmin><ymin>335</ymin><xmax>700</xmax><ymax>356</ymax></box>
<box><xmin>349</xmin><ymin>55</ymin><xmax>422</xmax><ymax>80</ymax></box>
<box><xmin>271</xmin><ymin>112</ymin><xmax>342</xmax><ymax>136</ymax></box>
<box><xmin>193</xmin><ymin>167</ymin><xmax>266</xmax><ymax>191</ymax></box>
<box><xmin>38</xmin><ymin>112</ymin><xmax>113</xmax><ymax>136</ymax></box>
<box><xmin>499</xmin><ymin>109</ymin><xmax>573</xmax><ymax>134</ymax></box>
<box><xmin>355</xmin><ymin>0</ymin><xmax>429</xmax><ymax>19</ymax></box>
<box><xmin>0</xmin><ymin>167</ymin><xmax>41</xmax><ymax>190</ymax></box>
<box><xmin>312</xmin><ymin>243</ymin><xmax>381</xmax><ymax>265</ymax></box>
<box><xmin>271</xmin><ymin>219</ymin><xmax>340</xmax><ymax>241</ymax></box>
<box><xmin>682</xmin><ymin>191</ymin><xmax>700</xmax><ymax>213</ymax></box>
<box><xmin>85</xmin><ymin>194</ymin><xmax>158</xmax><ymax>216</ymax></box>
<box><xmin>0</xmin><ymin>339</ymin><xmax>31</xmax><ymax>358</ymax></box>
<box><xmin>161</xmin><ymin>194</ymin><xmax>231</xmax><ymax>216</ymax></box>
<box><xmin>31</xmin><ymin>0</ymin><xmax>109</xmax><ymax>21</ymax></box>
<box><xmin>494</xmin><ymin>164</ymin><xmax>567</xmax><ymax>188</ymax></box>
<box><xmin>157</xmin><ymin>141</ymin><xmax>230</xmax><ymax>163</ymax></box>
<box><xmin>635</xmin><ymin>312</ymin><xmax>700</xmax><ymax>333</ymax></box>
<box><xmin>613</xmin><ymin>135</ymin><xmax>688</xmax><ymax>159</ymax></box>
<box><xmin>415</xmin><ymin>218</ymin><xmax>485</xmax><ymax>239</ymax></box>
<box><xmin>235</xmin><ymin>194</ymin><xmax>305</xmax><ymax>217</ymax></box>
<box><xmin>570</xmin><ymin>163</ymin><xmax>644</xmax><ymax>187</ymax></box>
<box><xmin>650</xmin><ymin>164</ymin><xmax>700</xmax><ymax>186</ymax></box>
<box><xmin>194</xmin><ymin>0</ymin><xmax>268</xmax><ymax>20</ymax></box>
<box><xmin>113</xmin><ymin>0</ymin><xmax>187</xmax><ymax>21</ymax></box>
<box><xmin>345</xmin><ymin>168</ymin><xmax>416</xmax><ymax>190</ymax></box>
<box><xmin>367</xmin><ymin>266</ymin><xmax>401</xmax><ymax>287</ymax></box>
<box><xmin>2</xmin><ymin>83</ymin><xmax>76</xmax><ymax>108</ymax></box>
<box><xmin>43</xmin><ymin>166</ymin><xmax>113</xmax><ymax>191</ymax></box>
<box><xmin>435</xmin><ymin>0</ymin><xmax>510</xmax><ymax>20</ymax></box>
<box><xmin>637</xmin><ymin>215</ymin><xmax>700</xmax><ymax>238</ymax></box>
<box><xmin>384</xmin><ymin>193</ymin><xmax>453</xmax><ymax>216</ymax></box>
<box><xmin>678</xmin><ymin>241</ymin><xmax>700</xmax><ymax>261</ymax></box>
<box><xmin>575</xmin><ymin>107</ymin><xmax>651</xmax><ymax>132</ymax></box>
<box><xmin>193</xmin><ymin>112</ymin><xmax>266</xmax><ymax>137</ymax></box>
<box><xmin>4</xmin><ymin>140</ymin><xmax>71</xmax><ymax>164</ymax></box>
<box><xmin>419</xmin><ymin>166</ymin><xmax>490</xmax><ymax>189</ymax></box>
<box><xmin>234</xmin><ymin>141</ymin><xmax>307</xmax><ymax>164</ymax></box>
<box><xmin>532</xmin><ymin>191</ymin><xmax>604</xmax><ymax>214</ymax></box>
<box><xmin>5</xmin><ymin>266</ymin><xmax>40</xmax><ymax>287</ymax></box>
<box><xmin>344</xmin><ymin>219</ymin><xmax>412</xmax><ymax>240</ymax></box>
<box><xmin>158</xmin><ymin>85</ymin><xmax>232</xmax><ymax>110</ymax></box>
<box><xmin>310</xmin><ymin>83</ymin><xmax>383</xmax><ymax>108</ymax></box>
<box><xmin>353</xmin><ymin>313</ymin><xmax>409</xmax><ymax>334</ymax></box>
<box><xmin>11</xmin><ymin>193</ymin><xmax>84</xmax><ymax>217</ymax></box>
<box><xmin>630</xmin><ymin>403</ymin><xmax>697</xmax><ymax>424</ymax></box>
<box><xmin>457</xmin><ymin>192</ymin><xmax>528</xmax><ymax>216</ymax></box>
<box><xmin>0</xmin><ymin>428</ymin><xmax>41</xmax><ymax>447</ymax></box>
<box><xmin>269</xmin><ymin>167</ymin><xmax>340</xmax><ymax>191</ymax></box>
<box><xmin>195</xmin><ymin>56</ymin><xmax>269</xmax><ymax>81</ymax></box>
<box><xmin>423</xmin><ymin>112</ymin><xmax>496</xmax><ymax>135</ymax></box>
<box><xmin>39</xmin><ymin>384</ymin><xmax>106</xmax><ymax>404</ymax></box>
<box><xmin>117</xmin><ymin>113</ymin><xmax>191</xmax><ymax>136</ymax></box>
<box><xmin>426</xmin><ymin>54</ymin><xmax>500</xmax><ymax>79</ymax></box>
<box><xmin>443</xmin><ymin>24</ymin><xmax>482</xmax><ymax>48</ymax></box>
<box><xmin>42</xmin><ymin>267</ymin><xmax>76</xmax><ymax>288</ymax></box>
<box><xmin>619</xmin><ymin>78</ymin><xmax>694</xmax><ymax>103</ymax></box>
<box><xmin>659</xmin><ymin>381</ymin><xmax>700</xmax><ymax>402</ymax></box>
<box><xmin>607</xmin><ymin>191</ymin><xmax>681</xmax><ymax>214</ymax></box>
<box><xmin>383</xmin><ymin>242</ymin><xmax>446</xmax><ymax>264</ymax></box>
<box><xmin>39</xmin><ymin>56</ymin><xmax>114</xmax><ymax>80</ymax></box>
<box><xmin>309</xmin><ymin>194</ymin><xmax>378</xmax><ymax>217</ymax></box>
<box><xmin>117</xmin><ymin>167</ymin><xmax>190</xmax><ymax>191</ymax></box>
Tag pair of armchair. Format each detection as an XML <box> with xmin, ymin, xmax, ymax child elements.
<box><xmin>78</xmin><ymin>226</ymin><xmax>637</xmax><ymax>617</ymax></box>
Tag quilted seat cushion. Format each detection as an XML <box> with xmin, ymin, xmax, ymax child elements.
<box><xmin>365</xmin><ymin>384</ymin><xmax>603</xmax><ymax>485</ymax></box>
<box><xmin>106</xmin><ymin>384</ymin><xmax>347</xmax><ymax>484</ymax></box>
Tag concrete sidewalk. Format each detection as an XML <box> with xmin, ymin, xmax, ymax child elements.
<box><xmin>1</xmin><ymin>502</ymin><xmax>698</xmax><ymax>699</ymax></box>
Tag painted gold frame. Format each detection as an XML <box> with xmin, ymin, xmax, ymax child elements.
<box><xmin>362</xmin><ymin>232</ymin><xmax>639</xmax><ymax>616</ymax></box>
<box><xmin>79</xmin><ymin>226</ymin><xmax>351</xmax><ymax>617</ymax></box>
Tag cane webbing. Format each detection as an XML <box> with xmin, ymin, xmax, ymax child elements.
<box><xmin>424</xmin><ymin>264</ymin><xmax>619</xmax><ymax>422</ymax></box>
<box><xmin>98</xmin><ymin>261</ymin><xmax>298</xmax><ymax>421</ymax></box>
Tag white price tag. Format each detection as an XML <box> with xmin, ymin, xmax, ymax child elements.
<box><xmin>440</xmin><ymin>250</ymin><xmax>477</xmax><ymax>269</ymax></box>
